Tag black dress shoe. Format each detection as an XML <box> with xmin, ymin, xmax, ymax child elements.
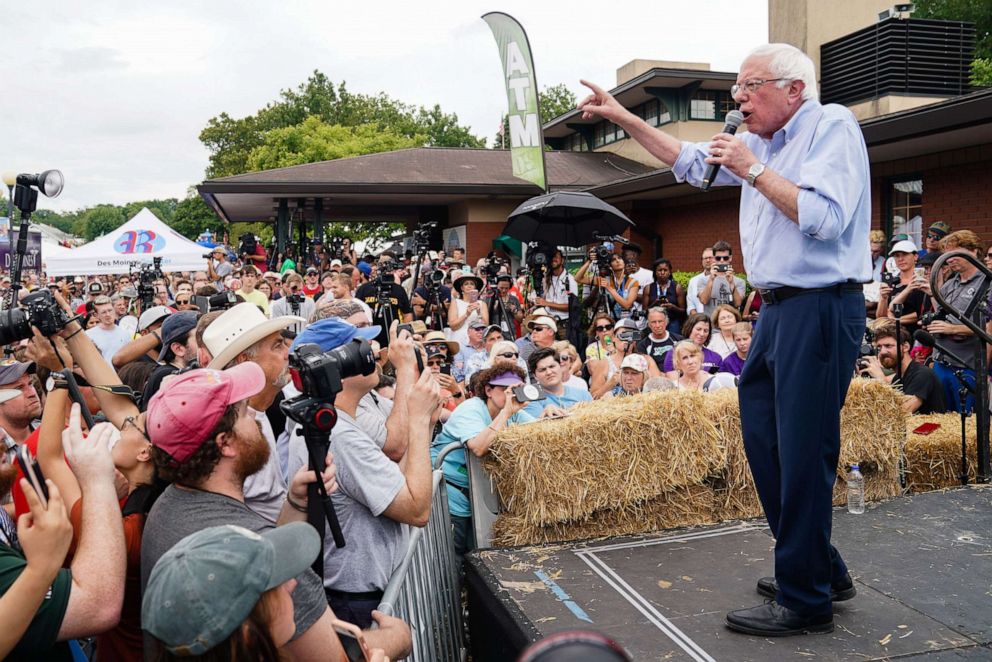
<box><xmin>726</xmin><ymin>602</ymin><xmax>833</xmax><ymax>636</ymax></box>
<box><xmin>756</xmin><ymin>573</ymin><xmax>856</xmax><ymax>602</ymax></box>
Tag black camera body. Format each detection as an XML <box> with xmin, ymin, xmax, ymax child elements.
<box><xmin>593</xmin><ymin>245</ymin><xmax>612</xmax><ymax>278</ymax></box>
<box><xmin>193</xmin><ymin>291</ymin><xmax>238</xmax><ymax>314</ymax></box>
<box><xmin>328</xmin><ymin>235</ymin><xmax>345</xmax><ymax>262</ymax></box>
<box><xmin>920</xmin><ymin>310</ymin><xmax>947</xmax><ymax>327</ymax></box>
<box><xmin>238</xmin><ymin>233</ymin><xmax>257</xmax><ymax>258</ymax></box>
<box><xmin>286</xmin><ymin>340</ymin><xmax>377</xmax><ymax>405</ymax></box>
<box><xmin>0</xmin><ymin>290</ymin><xmax>72</xmax><ymax>345</ymax></box>
<box><xmin>881</xmin><ymin>270</ymin><xmax>901</xmax><ymax>288</ymax></box>
<box><xmin>715</xmin><ymin>264</ymin><xmax>730</xmax><ymax>273</ymax></box>
<box><xmin>526</xmin><ymin>242</ymin><xmax>554</xmax><ymax>297</ymax></box>
<box><xmin>413</xmin><ymin>221</ymin><xmax>437</xmax><ymax>253</ymax></box>
<box><xmin>134</xmin><ymin>257</ymin><xmax>164</xmax><ymax>309</ymax></box>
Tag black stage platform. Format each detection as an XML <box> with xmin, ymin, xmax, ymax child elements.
<box><xmin>466</xmin><ymin>485</ymin><xmax>992</xmax><ymax>661</ymax></box>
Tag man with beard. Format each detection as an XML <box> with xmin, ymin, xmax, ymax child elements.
<box><xmin>140</xmin><ymin>363</ymin><xmax>410</xmax><ymax>661</ymax></box>
<box><xmin>0</xmin><ymin>362</ymin><xmax>43</xmax><ymax>447</ymax></box>
<box><xmin>1</xmin><ymin>405</ymin><xmax>126</xmax><ymax>660</ymax></box>
<box><xmin>199</xmin><ymin>302</ymin><xmax>304</xmax><ymax>523</ymax></box>
<box><xmin>286</xmin><ymin>318</ymin><xmax>441</xmax><ymax>630</ymax></box>
<box><xmin>533</xmin><ymin>249</ymin><xmax>577</xmax><ymax>340</ymax></box>
<box><xmin>860</xmin><ymin>324</ymin><xmax>945</xmax><ymax>414</ymax></box>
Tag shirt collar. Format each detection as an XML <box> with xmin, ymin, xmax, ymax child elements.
<box><xmin>772</xmin><ymin>98</ymin><xmax>820</xmax><ymax>144</ymax></box>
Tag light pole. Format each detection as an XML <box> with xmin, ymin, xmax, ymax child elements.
<box><xmin>2</xmin><ymin>172</ymin><xmax>16</xmax><ymax>309</ymax></box>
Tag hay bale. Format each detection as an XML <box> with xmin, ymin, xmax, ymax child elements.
<box><xmin>905</xmin><ymin>414</ymin><xmax>977</xmax><ymax>491</ymax></box>
<box><xmin>704</xmin><ymin>389</ymin><xmax>764</xmax><ymax>520</ymax></box>
<box><xmin>490</xmin><ymin>485</ymin><xmax>716</xmax><ymax>547</ymax></box>
<box><xmin>486</xmin><ymin>390</ymin><xmax>725</xmax><ymax>527</ymax></box>
<box><xmin>838</xmin><ymin>379</ymin><xmax>906</xmax><ymax>483</ymax></box>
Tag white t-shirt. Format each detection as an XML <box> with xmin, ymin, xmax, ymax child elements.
<box><xmin>85</xmin><ymin>325</ymin><xmax>132</xmax><ymax>365</ymax></box>
<box><xmin>544</xmin><ymin>271</ymin><xmax>578</xmax><ymax>321</ymax></box>
<box><xmin>243</xmin><ymin>408</ymin><xmax>288</xmax><ymax>524</ymax></box>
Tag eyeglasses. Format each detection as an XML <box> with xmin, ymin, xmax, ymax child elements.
<box><xmin>594</xmin><ymin>325</ymin><xmax>612</xmax><ymax>332</ymax></box>
<box><xmin>122</xmin><ymin>415</ymin><xmax>149</xmax><ymax>441</ymax></box>
<box><xmin>176</xmin><ymin>298</ymin><xmax>190</xmax><ymax>305</ymax></box>
<box><xmin>731</xmin><ymin>78</ymin><xmax>785</xmax><ymax>97</ymax></box>
<box><xmin>713</xmin><ymin>255</ymin><xmax>731</xmax><ymax>262</ymax></box>
<box><xmin>531</xmin><ymin>325</ymin><xmax>550</xmax><ymax>333</ymax></box>
<box><xmin>559</xmin><ymin>355</ymin><xmax>573</xmax><ymax>362</ymax></box>
<box><xmin>498</xmin><ymin>352</ymin><xmax>518</xmax><ymax>359</ymax></box>
<box><xmin>986</xmin><ymin>252</ymin><xmax>992</xmax><ymax>258</ymax></box>
<box><xmin>426</xmin><ymin>360</ymin><xmax>445</xmax><ymax>368</ymax></box>
<box><xmin>927</xmin><ymin>233</ymin><xmax>942</xmax><ymax>240</ymax></box>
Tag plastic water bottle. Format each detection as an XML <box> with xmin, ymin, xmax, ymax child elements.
<box><xmin>846</xmin><ymin>464</ymin><xmax>865</xmax><ymax>514</ymax></box>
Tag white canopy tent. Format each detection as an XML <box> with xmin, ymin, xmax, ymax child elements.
<box><xmin>45</xmin><ymin>208</ymin><xmax>208</xmax><ymax>276</ymax></box>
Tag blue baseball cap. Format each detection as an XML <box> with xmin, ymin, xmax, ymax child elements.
<box><xmin>291</xmin><ymin>317</ymin><xmax>380</xmax><ymax>352</ymax></box>
<box><xmin>356</xmin><ymin>261</ymin><xmax>372</xmax><ymax>277</ymax></box>
<box><xmin>158</xmin><ymin>311</ymin><xmax>199</xmax><ymax>361</ymax></box>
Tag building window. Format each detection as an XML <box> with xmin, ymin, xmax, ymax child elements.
<box><xmin>689</xmin><ymin>90</ymin><xmax>735</xmax><ymax>121</ymax></box>
<box><xmin>890</xmin><ymin>178</ymin><xmax>923</xmax><ymax>248</ymax></box>
<box><xmin>593</xmin><ymin>123</ymin><xmax>605</xmax><ymax>148</ymax></box>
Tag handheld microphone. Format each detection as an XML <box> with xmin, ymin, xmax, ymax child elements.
<box><xmin>913</xmin><ymin>329</ymin><xmax>936</xmax><ymax>348</ymax></box>
<box><xmin>701</xmin><ymin>110</ymin><xmax>745</xmax><ymax>191</ymax></box>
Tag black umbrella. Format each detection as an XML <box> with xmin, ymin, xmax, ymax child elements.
<box><xmin>502</xmin><ymin>191</ymin><xmax>635</xmax><ymax>247</ymax></box>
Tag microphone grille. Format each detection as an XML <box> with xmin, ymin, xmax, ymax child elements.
<box><xmin>913</xmin><ymin>329</ymin><xmax>936</xmax><ymax>348</ymax></box>
<box><xmin>724</xmin><ymin>110</ymin><xmax>745</xmax><ymax>128</ymax></box>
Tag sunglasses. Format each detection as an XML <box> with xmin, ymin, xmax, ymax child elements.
<box><xmin>559</xmin><ymin>355</ymin><xmax>573</xmax><ymax>362</ymax></box>
<box><xmin>927</xmin><ymin>233</ymin><xmax>941</xmax><ymax>240</ymax></box>
<box><xmin>713</xmin><ymin>255</ymin><xmax>731</xmax><ymax>262</ymax></box>
<box><xmin>594</xmin><ymin>324</ymin><xmax>612</xmax><ymax>332</ymax></box>
<box><xmin>531</xmin><ymin>325</ymin><xmax>550</xmax><ymax>332</ymax></box>
<box><xmin>176</xmin><ymin>298</ymin><xmax>190</xmax><ymax>305</ymax></box>
<box><xmin>498</xmin><ymin>352</ymin><xmax>518</xmax><ymax>359</ymax></box>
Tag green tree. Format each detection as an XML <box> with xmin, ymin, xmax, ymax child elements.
<box><xmin>171</xmin><ymin>195</ymin><xmax>221</xmax><ymax>240</ymax></box>
<box><xmin>493</xmin><ymin>83</ymin><xmax>577</xmax><ymax>149</ymax></box>
<box><xmin>915</xmin><ymin>0</ymin><xmax>992</xmax><ymax>86</ymax></box>
<box><xmin>200</xmin><ymin>71</ymin><xmax>483</xmax><ymax>178</ymax></box>
<box><xmin>247</xmin><ymin>117</ymin><xmax>424</xmax><ymax>171</ymax></box>
<box><xmin>75</xmin><ymin>205</ymin><xmax>126</xmax><ymax>241</ymax></box>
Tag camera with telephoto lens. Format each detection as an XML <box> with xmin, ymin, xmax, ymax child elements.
<box><xmin>328</xmin><ymin>235</ymin><xmax>345</xmax><ymax>261</ymax></box>
<box><xmin>134</xmin><ymin>257</ymin><xmax>164</xmax><ymax>309</ymax></box>
<box><xmin>287</xmin><ymin>340</ymin><xmax>376</xmax><ymax>401</ymax></box>
<box><xmin>376</xmin><ymin>259</ymin><xmax>398</xmax><ymax>285</ymax></box>
<box><xmin>0</xmin><ymin>290</ymin><xmax>72</xmax><ymax>345</ymax></box>
<box><xmin>856</xmin><ymin>327</ymin><xmax>878</xmax><ymax>371</ymax></box>
<box><xmin>192</xmin><ymin>291</ymin><xmax>238</xmax><ymax>314</ymax></box>
<box><xmin>238</xmin><ymin>233</ymin><xmax>257</xmax><ymax>258</ymax></box>
<box><xmin>285</xmin><ymin>293</ymin><xmax>306</xmax><ymax>306</ymax></box>
<box><xmin>526</xmin><ymin>242</ymin><xmax>554</xmax><ymax>297</ymax></box>
<box><xmin>920</xmin><ymin>310</ymin><xmax>947</xmax><ymax>327</ymax></box>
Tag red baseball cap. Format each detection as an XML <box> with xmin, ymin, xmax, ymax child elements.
<box><xmin>146</xmin><ymin>363</ymin><xmax>266</xmax><ymax>464</ymax></box>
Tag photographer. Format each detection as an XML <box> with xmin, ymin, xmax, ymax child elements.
<box><xmin>270</xmin><ymin>273</ymin><xmax>315</xmax><ymax>334</ymax></box>
<box><xmin>285</xmin><ymin>320</ymin><xmax>441</xmax><ymax>630</ymax></box>
<box><xmin>858</xmin><ymin>324</ymin><xmax>945</xmax><ymax>414</ymax></box>
<box><xmin>922</xmin><ymin>231</ymin><xmax>986</xmax><ymax>413</ymax></box>
<box><xmin>485</xmin><ymin>273</ymin><xmax>523</xmax><ymax>340</ymax></box>
<box><xmin>698</xmin><ymin>240</ymin><xmax>744</xmax><ymax>316</ymax></box>
<box><xmin>576</xmin><ymin>249</ymin><xmax>639</xmax><ymax>324</ymax></box>
<box><xmin>356</xmin><ymin>255</ymin><xmax>412</xmax><ymax>347</ymax></box>
<box><xmin>533</xmin><ymin>249</ymin><xmax>577</xmax><ymax>339</ymax></box>
<box><xmin>877</xmin><ymin>240</ymin><xmax>927</xmax><ymax>335</ymax></box>
<box><xmin>206</xmin><ymin>246</ymin><xmax>233</xmax><ymax>290</ymax></box>
<box><xmin>240</xmin><ymin>233</ymin><xmax>268</xmax><ymax>268</ymax></box>
<box><xmin>448</xmin><ymin>274</ymin><xmax>489</xmax><ymax>350</ymax></box>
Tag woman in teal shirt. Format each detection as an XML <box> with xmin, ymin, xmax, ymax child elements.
<box><xmin>430</xmin><ymin>364</ymin><xmax>533</xmax><ymax>557</ymax></box>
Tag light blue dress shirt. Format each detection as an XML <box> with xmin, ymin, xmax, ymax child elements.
<box><xmin>672</xmin><ymin>99</ymin><xmax>872</xmax><ymax>290</ymax></box>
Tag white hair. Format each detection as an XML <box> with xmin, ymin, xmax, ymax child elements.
<box><xmin>744</xmin><ymin>43</ymin><xmax>818</xmax><ymax>101</ymax></box>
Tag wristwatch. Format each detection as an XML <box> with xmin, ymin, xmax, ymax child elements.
<box><xmin>746</xmin><ymin>162</ymin><xmax>766</xmax><ymax>186</ymax></box>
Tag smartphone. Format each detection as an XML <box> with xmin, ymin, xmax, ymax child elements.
<box><xmin>913</xmin><ymin>267</ymin><xmax>925</xmax><ymax>280</ymax></box>
<box><xmin>331</xmin><ymin>620</ymin><xmax>371</xmax><ymax>662</ymax></box>
<box><xmin>440</xmin><ymin>363</ymin><xmax>452</xmax><ymax>376</ymax></box>
<box><xmin>913</xmin><ymin>422</ymin><xmax>941</xmax><ymax>435</ymax></box>
<box><xmin>15</xmin><ymin>446</ymin><xmax>49</xmax><ymax>507</ymax></box>
<box><xmin>467</xmin><ymin>290</ymin><xmax>479</xmax><ymax>303</ymax></box>
<box><xmin>513</xmin><ymin>383</ymin><xmax>546</xmax><ymax>403</ymax></box>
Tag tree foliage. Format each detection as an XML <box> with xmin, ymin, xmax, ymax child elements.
<box><xmin>200</xmin><ymin>70</ymin><xmax>484</xmax><ymax>179</ymax></box>
<box><xmin>247</xmin><ymin>117</ymin><xmax>424</xmax><ymax>171</ymax></box>
<box><xmin>493</xmin><ymin>83</ymin><xmax>578</xmax><ymax>149</ymax></box>
<box><xmin>914</xmin><ymin>0</ymin><xmax>992</xmax><ymax>86</ymax></box>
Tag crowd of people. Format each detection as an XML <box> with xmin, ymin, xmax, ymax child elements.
<box><xmin>0</xmin><ymin>212</ymin><xmax>984</xmax><ymax>658</ymax></box>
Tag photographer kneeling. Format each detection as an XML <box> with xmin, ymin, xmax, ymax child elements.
<box><xmin>858</xmin><ymin>324</ymin><xmax>945</xmax><ymax>414</ymax></box>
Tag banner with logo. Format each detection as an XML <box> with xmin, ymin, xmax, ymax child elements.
<box><xmin>45</xmin><ymin>207</ymin><xmax>208</xmax><ymax>276</ymax></box>
<box><xmin>482</xmin><ymin>12</ymin><xmax>547</xmax><ymax>191</ymax></box>
<box><xmin>0</xmin><ymin>226</ymin><xmax>43</xmax><ymax>276</ymax></box>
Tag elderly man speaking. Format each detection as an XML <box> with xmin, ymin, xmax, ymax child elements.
<box><xmin>579</xmin><ymin>43</ymin><xmax>870</xmax><ymax>636</ymax></box>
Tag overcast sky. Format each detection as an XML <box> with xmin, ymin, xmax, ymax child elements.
<box><xmin>2</xmin><ymin>1</ymin><xmax>766</xmax><ymax>212</ymax></box>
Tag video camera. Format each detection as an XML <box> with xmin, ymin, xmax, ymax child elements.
<box><xmin>0</xmin><ymin>290</ymin><xmax>73</xmax><ymax>345</ymax></box>
<box><xmin>193</xmin><ymin>291</ymin><xmax>238</xmax><ymax>314</ymax></box>
<box><xmin>327</xmin><ymin>235</ymin><xmax>345</xmax><ymax>262</ymax></box>
<box><xmin>376</xmin><ymin>259</ymin><xmax>399</xmax><ymax>285</ymax></box>
<box><xmin>134</xmin><ymin>257</ymin><xmax>164</xmax><ymax>310</ymax></box>
<box><xmin>920</xmin><ymin>310</ymin><xmax>947</xmax><ymax>327</ymax></box>
<box><xmin>857</xmin><ymin>327</ymin><xmax>878</xmax><ymax>371</ymax></box>
<box><xmin>238</xmin><ymin>233</ymin><xmax>257</xmax><ymax>258</ymax></box>
<box><xmin>413</xmin><ymin>220</ymin><xmax>437</xmax><ymax>253</ymax></box>
<box><xmin>592</xmin><ymin>245</ymin><xmax>612</xmax><ymax>278</ymax></box>
<box><xmin>526</xmin><ymin>242</ymin><xmax>554</xmax><ymax>297</ymax></box>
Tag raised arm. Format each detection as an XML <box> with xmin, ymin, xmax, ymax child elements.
<box><xmin>578</xmin><ymin>80</ymin><xmax>683</xmax><ymax>166</ymax></box>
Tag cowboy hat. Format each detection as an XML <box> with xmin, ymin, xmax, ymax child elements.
<box><xmin>204</xmin><ymin>302</ymin><xmax>304</xmax><ymax>369</ymax></box>
<box><xmin>422</xmin><ymin>330</ymin><xmax>460</xmax><ymax>356</ymax></box>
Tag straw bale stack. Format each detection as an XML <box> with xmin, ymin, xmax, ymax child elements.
<box><xmin>490</xmin><ymin>485</ymin><xmax>716</xmax><ymax>547</ymax></box>
<box><xmin>904</xmin><ymin>413</ymin><xmax>977</xmax><ymax>491</ymax></box>
<box><xmin>487</xmin><ymin>379</ymin><xmax>907</xmax><ymax>547</ymax></box>
<box><xmin>486</xmin><ymin>390</ymin><xmax>725</xmax><ymax>527</ymax></box>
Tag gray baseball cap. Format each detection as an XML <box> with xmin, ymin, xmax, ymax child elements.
<box><xmin>0</xmin><ymin>361</ymin><xmax>35</xmax><ymax>387</ymax></box>
<box><xmin>142</xmin><ymin>522</ymin><xmax>319</xmax><ymax>655</ymax></box>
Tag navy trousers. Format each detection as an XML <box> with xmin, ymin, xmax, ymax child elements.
<box><xmin>738</xmin><ymin>288</ymin><xmax>864</xmax><ymax>616</ymax></box>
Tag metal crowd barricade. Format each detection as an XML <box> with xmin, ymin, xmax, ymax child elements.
<box><xmin>377</xmin><ymin>446</ymin><xmax>466</xmax><ymax>662</ymax></box>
